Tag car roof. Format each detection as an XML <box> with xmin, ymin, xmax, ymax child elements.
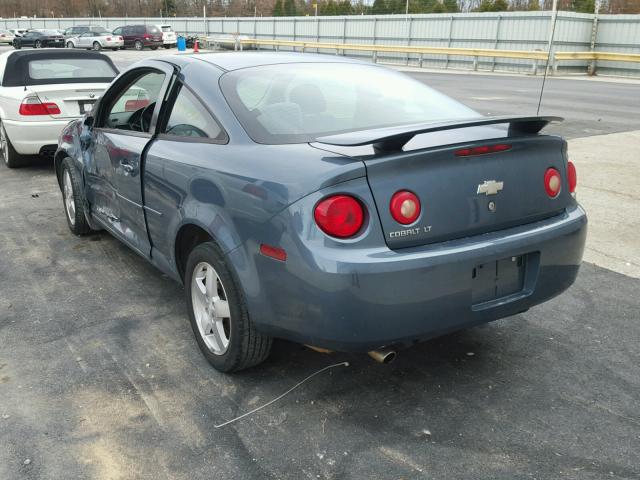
<box><xmin>178</xmin><ymin>52</ymin><xmax>366</xmax><ymax>72</ymax></box>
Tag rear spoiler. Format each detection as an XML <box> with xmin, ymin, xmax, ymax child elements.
<box><xmin>315</xmin><ymin>116</ymin><xmax>563</xmax><ymax>154</ymax></box>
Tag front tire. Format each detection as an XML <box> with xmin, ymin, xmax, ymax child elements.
<box><xmin>150</xmin><ymin>46</ymin><xmax>158</xmax><ymax>50</ymax></box>
<box><xmin>92</xmin><ymin>41</ymin><xmax>101</xmax><ymax>51</ymax></box>
<box><xmin>34</xmin><ymin>40</ymin><xmax>41</xmax><ymax>48</ymax></box>
<box><xmin>1</xmin><ymin>121</ymin><xmax>26</xmax><ymax>168</ymax></box>
<box><xmin>61</xmin><ymin>157</ymin><xmax>92</xmax><ymax>235</ymax></box>
<box><xmin>66</xmin><ymin>41</ymin><xmax>74</xmax><ymax>48</ymax></box>
<box><xmin>13</xmin><ymin>41</ymin><xmax>21</xmax><ymax>49</ymax></box>
<box><xmin>185</xmin><ymin>242</ymin><xmax>272</xmax><ymax>372</ymax></box>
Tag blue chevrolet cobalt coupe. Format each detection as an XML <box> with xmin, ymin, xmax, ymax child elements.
<box><xmin>55</xmin><ymin>53</ymin><xmax>587</xmax><ymax>372</ymax></box>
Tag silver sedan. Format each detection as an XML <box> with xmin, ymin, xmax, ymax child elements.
<box><xmin>66</xmin><ymin>31</ymin><xmax>124</xmax><ymax>51</ymax></box>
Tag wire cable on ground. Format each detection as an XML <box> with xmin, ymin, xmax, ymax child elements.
<box><xmin>214</xmin><ymin>361</ymin><xmax>350</xmax><ymax>428</ymax></box>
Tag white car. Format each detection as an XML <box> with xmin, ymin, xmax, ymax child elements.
<box><xmin>157</xmin><ymin>25</ymin><xmax>177</xmax><ymax>48</ymax></box>
<box><xmin>0</xmin><ymin>30</ymin><xmax>15</xmax><ymax>44</ymax></box>
<box><xmin>66</xmin><ymin>30</ymin><xmax>124</xmax><ymax>51</ymax></box>
<box><xmin>0</xmin><ymin>50</ymin><xmax>118</xmax><ymax>168</ymax></box>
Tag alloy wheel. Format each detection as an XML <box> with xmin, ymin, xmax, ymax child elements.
<box><xmin>35</xmin><ymin>40</ymin><xmax>41</xmax><ymax>48</ymax></box>
<box><xmin>63</xmin><ymin>169</ymin><xmax>76</xmax><ymax>226</ymax></box>
<box><xmin>191</xmin><ymin>262</ymin><xmax>231</xmax><ymax>355</ymax></box>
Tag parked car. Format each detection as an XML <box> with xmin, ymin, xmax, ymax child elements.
<box><xmin>8</xmin><ymin>28</ymin><xmax>27</xmax><ymax>38</ymax></box>
<box><xmin>66</xmin><ymin>30</ymin><xmax>124</xmax><ymax>51</ymax></box>
<box><xmin>13</xmin><ymin>30</ymin><xmax>65</xmax><ymax>49</ymax></box>
<box><xmin>112</xmin><ymin>24</ymin><xmax>162</xmax><ymax>50</ymax></box>
<box><xmin>54</xmin><ymin>53</ymin><xmax>587</xmax><ymax>372</ymax></box>
<box><xmin>0</xmin><ymin>30</ymin><xmax>15</xmax><ymax>44</ymax></box>
<box><xmin>156</xmin><ymin>24</ymin><xmax>177</xmax><ymax>48</ymax></box>
<box><xmin>63</xmin><ymin>25</ymin><xmax>106</xmax><ymax>39</ymax></box>
<box><xmin>0</xmin><ymin>49</ymin><xmax>118</xmax><ymax>167</ymax></box>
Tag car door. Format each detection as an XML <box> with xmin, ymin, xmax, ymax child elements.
<box><xmin>84</xmin><ymin>63</ymin><xmax>176</xmax><ymax>257</ymax></box>
<box><xmin>122</xmin><ymin>26</ymin><xmax>133</xmax><ymax>47</ymax></box>
<box><xmin>76</xmin><ymin>32</ymin><xmax>89</xmax><ymax>48</ymax></box>
<box><xmin>21</xmin><ymin>32</ymin><xmax>35</xmax><ymax>47</ymax></box>
<box><xmin>143</xmin><ymin>81</ymin><xmax>228</xmax><ymax>267</ymax></box>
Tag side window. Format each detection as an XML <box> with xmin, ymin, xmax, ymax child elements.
<box><xmin>113</xmin><ymin>27</ymin><xmax>122</xmax><ymax>35</ymax></box>
<box><xmin>101</xmin><ymin>71</ymin><xmax>166</xmax><ymax>133</ymax></box>
<box><xmin>135</xmin><ymin>26</ymin><xmax>145</xmax><ymax>35</ymax></box>
<box><xmin>163</xmin><ymin>86</ymin><xmax>223</xmax><ymax>140</ymax></box>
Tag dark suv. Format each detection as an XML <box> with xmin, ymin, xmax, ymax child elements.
<box><xmin>112</xmin><ymin>24</ymin><xmax>162</xmax><ymax>50</ymax></box>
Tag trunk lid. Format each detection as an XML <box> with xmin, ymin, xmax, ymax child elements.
<box><xmin>28</xmin><ymin>84</ymin><xmax>107</xmax><ymax>119</ymax></box>
<box><xmin>363</xmin><ymin>133</ymin><xmax>571</xmax><ymax>249</ymax></box>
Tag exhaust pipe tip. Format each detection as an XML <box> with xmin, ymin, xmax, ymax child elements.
<box><xmin>368</xmin><ymin>349</ymin><xmax>397</xmax><ymax>364</ymax></box>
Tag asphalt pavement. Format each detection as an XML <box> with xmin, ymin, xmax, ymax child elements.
<box><xmin>0</xmin><ymin>45</ymin><xmax>639</xmax><ymax>480</ymax></box>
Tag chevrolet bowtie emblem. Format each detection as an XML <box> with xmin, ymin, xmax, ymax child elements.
<box><xmin>477</xmin><ymin>180</ymin><xmax>504</xmax><ymax>196</ymax></box>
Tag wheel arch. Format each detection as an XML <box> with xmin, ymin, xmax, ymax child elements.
<box><xmin>174</xmin><ymin>223</ymin><xmax>217</xmax><ymax>282</ymax></box>
<box><xmin>54</xmin><ymin>149</ymin><xmax>69</xmax><ymax>189</ymax></box>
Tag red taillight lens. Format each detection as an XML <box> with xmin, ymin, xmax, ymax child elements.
<box><xmin>567</xmin><ymin>161</ymin><xmax>577</xmax><ymax>193</ymax></box>
<box><xmin>455</xmin><ymin>144</ymin><xmax>511</xmax><ymax>157</ymax></box>
<box><xmin>119</xmin><ymin>36</ymin><xmax>123</xmax><ymax>41</ymax></box>
<box><xmin>259</xmin><ymin>244</ymin><xmax>287</xmax><ymax>262</ymax></box>
<box><xmin>143</xmin><ymin>33</ymin><xmax>151</xmax><ymax>39</ymax></box>
<box><xmin>544</xmin><ymin>167</ymin><xmax>562</xmax><ymax>198</ymax></box>
<box><xmin>390</xmin><ymin>190</ymin><xmax>421</xmax><ymax>225</ymax></box>
<box><xmin>106</xmin><ymin>36</ymin><xmax>112</xmax><ymax>41</ymax></box>
<box><xmin>19</xmin><ymin>97</ymin><xmax>60</xmax><ymax>116</ymax></box>
<box><xmin>314</xmin><ymin>195</ymin><xmax>364</xmax><ymax>238</ymax></box>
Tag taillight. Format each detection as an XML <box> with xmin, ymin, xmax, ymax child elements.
<box><xmin>314</xmin><ymin>194</ymin><xmax>364</xmax><ymax>238</ymax></box>
<box><xmin>455</xmin><ymin>144</ymin><xmax>511</xmax><ymax>157</ymax></box>
<box><xmin>544</xmin><ymin>167</ymin><xmax>562</xmax><ymax>198</ymax></box>
<box><xmin>106</xmin><ymin>36</ymin><xmax>112</xmax><ymax>41</ymax></box>
<box><xmin>19</xmin><ymin>97</ymin><xmax>60</xmax><ymax>116</ymax></box>
<box><xmin>567</xmin><ymin>161</ymin><xmax>577</xmax><ymax>194</ymax></box>
<box><xmin>118</xmin><ymin>36</ymin><xmax>123</xmax><ymax>41</ymax></box>
<box><xmin>143</xmin><ymin>33</ymin><xmax>151</xmax><ymax>39</ymax></box>
<box><xmin>390</xmin><ymin>190</ymin><xmax>421</xmax><ymax>225</ymax></box>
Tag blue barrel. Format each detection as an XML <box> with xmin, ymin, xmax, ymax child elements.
<box><xmin>177</xmin><ymin>36</ymin><xmax>186</xmax><ymax>52</ymax></box>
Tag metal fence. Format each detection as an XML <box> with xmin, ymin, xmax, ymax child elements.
<box><xmin>3</xmin><ymin>11</ymin><xmax>639</xmax><ymax>76</ymax></box>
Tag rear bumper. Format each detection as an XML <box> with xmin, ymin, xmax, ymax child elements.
<box><xmin>3</xmin><ymin>118</ymin><xmax>74</xmax><ymax>155</ymax></box>
<box><xmin>232</xmin><ymin>204</ymin><xmax>587</xmax><ymax>352</ymax></box>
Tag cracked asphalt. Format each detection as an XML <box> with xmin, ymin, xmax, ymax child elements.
<box><xmin>0</xmin><ymin>47</ymin><xmax>639</xmax><ymax>479</ymax></box>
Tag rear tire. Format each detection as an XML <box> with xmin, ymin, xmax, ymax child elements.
<box><xmin>1</xmin><ymin>121</ymin><xmax>26</xmax><ymax>168</ymax></box>
<box><xmin>61</xmin><ymin>157</ymin><xmax>92</xmax><ymax>235</ymax></box>
<box><xmin>134</xmin><ymin>40</ymin><xmax>143</xmax><ymax>51</ymax></box>
<box><xmin>150</xmin><ymin>46</ymin><xmax>158</xmax><ymax>50</ymax></box>
<box><xmin>13</xmin><ymin>41</ymin><xmax>21</xmax><ymax>49</ymax></box>
<box><xmin>163</xmin><ymin>45</ymin><xmax>171</xmax><ymax>49</ymax></box>
<box><xmin>185</xmin><ymin>242</ymin><xmax>272</xmax><ymax>372</ymax></box>
<box><xmin>92</xmin><ymin>41</ymin><xmax>102</xmax><ymax>51</ymax></box>
<box><xmin>111</xmin><ymin>48</ymin><xmax>118</xmax><ymax>51</ymax></box>
<box><xmin>34</xmin><ymin>40</ymin><xmax>41</xmax><ymax>48</ymax></box>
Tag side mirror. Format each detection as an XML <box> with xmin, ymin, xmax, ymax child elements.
<box><xmin>84</xmin><ymin>116</ymin><xmax>94</xmax><ymax>128</ymax></box>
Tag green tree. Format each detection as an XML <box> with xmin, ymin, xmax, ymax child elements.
<box><xmin>273</xmin><ymin>0</ymin><xmax>284</xmax><ymax>15</ymax></box>
<box><xmin>284</xmin><ymin>0</ymin><xmax>297</xmax><ymax>15</ymax></box>
<box><xmin>443</xmin><ymin>0</ymin><xmax>460</xmax><ymax>12</ymax></box>
<box><xmin>573</xmin><ymin>0</ymin><xmax>595</xmax><ymax>12</ymax></box>
<box><xmin>371</xmin><ymin>0</ymin><xmax>388</xmax><ymax>13</ymax></box>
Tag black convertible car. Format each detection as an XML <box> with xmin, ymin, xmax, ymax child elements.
<box><xmin>13</xmin><ymin>30</ymin><xmax>65</xmax><ymax>49</ymax></box>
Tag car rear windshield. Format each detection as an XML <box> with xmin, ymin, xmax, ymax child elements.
<box><xmin>28</xmin><ymin>58</ymin><xmax>117</xmax><ymax>82</ymax></box>
<box><xmin>220</xmin><ymin>63</ymin><xmax>478</xmax><ymax>144</ymax></box>
<box><xmin>147</xmin><ymin>26</ymin><xmax>161</xmax><ymax>33</ymax></box>
<box><xmin>161</xmin><ymin>26</ymin><xmax>173</xmax><ymax>32</ymax></box>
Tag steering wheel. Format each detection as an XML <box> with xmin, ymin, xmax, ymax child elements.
<box><xmin>165</xmin><ymin>124</ymin><xmax>208</xmax><ymax>138</ymax></box>
<box><xmin>128</xmin><ymin>102</ymin><xmax>155</xmax><ymax>132</ymax></box>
